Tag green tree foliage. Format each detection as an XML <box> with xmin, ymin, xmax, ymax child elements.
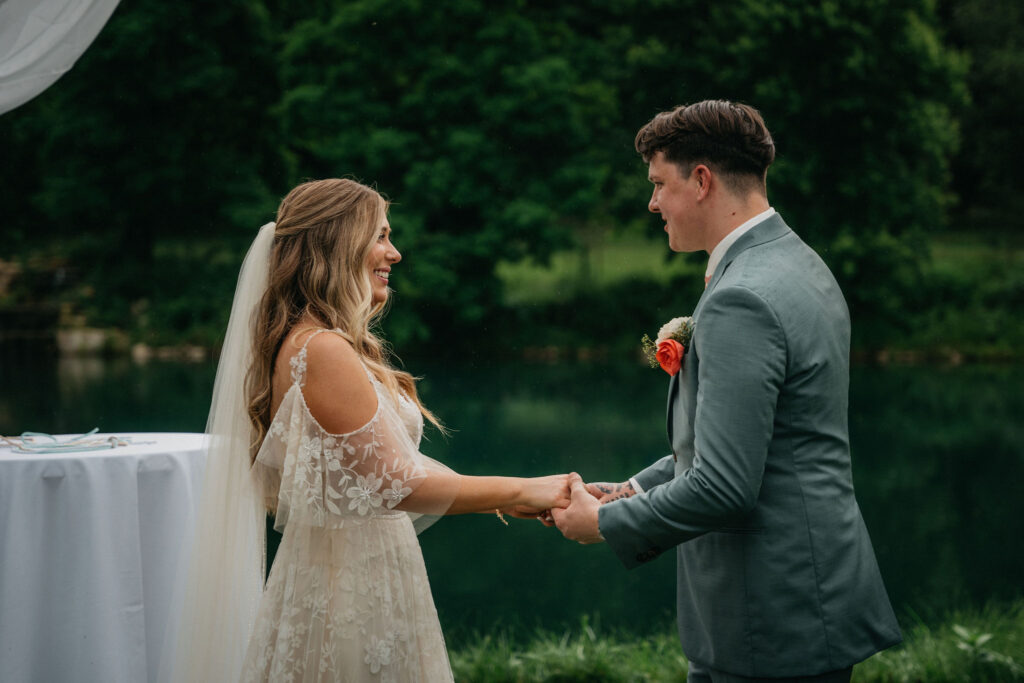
<box><xmin>940</xmin><ymin>0</ymin><xmax>1024</xmax><ymax>232</ymax></box>
<box><xmin>269</xmin><ymin>0</ymin><xmax>642</xmax><ymax>344</ymax></box>
<box><xmin>647</xmin><ymin>0</ymin><xmax>967</xmax><ymax>345</ymax></box>
<box><xmin>0</xmin><ymin>1</ymin><xmax>282</xmax><ymax>342</ymax></box>
<box><xmin>268</xmin><ymin>0</ymin><xmax>966</xmax><ymax>349</ymax></box>
<box><xmin>0</xmin><ymin>0</ymin><xmax>968</xmax><ymax>350</ymax></box>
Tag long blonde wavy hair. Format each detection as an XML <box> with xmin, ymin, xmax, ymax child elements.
<box><xmin>245</xmin><ymin>178</ymin><xmax>441</xmax><ymax>460</ymax></box>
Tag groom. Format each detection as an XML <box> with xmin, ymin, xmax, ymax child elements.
<box><xmin>552</xmin><ymin>100</ymin><xmax>902</xmax><ymax>681</ymax></box>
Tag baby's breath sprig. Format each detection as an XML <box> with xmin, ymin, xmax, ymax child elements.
<box><xmin>641</xmin><ymin>334</ymin><xmax>660</xmax><ymax>368</ymax></box>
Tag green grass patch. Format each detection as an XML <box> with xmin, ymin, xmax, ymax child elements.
<box><xmin>896</xmin><ymin>232</ymin><xmax>1024</xmax><ymax>359</ymax></box>
<box><xmin>495</xmin><ymin>235</ymin><xmax>703</xmax><ymax>306</ymax></box>
<box><xmin>450</xmin><ymin>616</ymin><xmax>688</xmax><ymax>682</ymax></box>
<box><xmin>449</xmin><ymin>602</ymin><xmax>1024</xmax><ymax>682</ymax></box>
<box><xmin>496</xmin><ymin>231</ymin><xmax>1024</xmax><ymax>359</ymax></box>
<box><xmin>855</xmin><ymin>602</ymin><xmax>1024</xmax><ymax>682</ymax></box>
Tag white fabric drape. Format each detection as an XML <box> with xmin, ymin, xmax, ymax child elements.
<box><xmin>0</xmin><ymin>0</ymin><xmax>120</xmax><ymax>116</ymax></box>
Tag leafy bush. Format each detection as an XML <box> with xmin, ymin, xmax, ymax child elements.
<box><xmin>0</xmin><ymin>0</ymin><xmax>969</xmax><ymax>352</ymax></box>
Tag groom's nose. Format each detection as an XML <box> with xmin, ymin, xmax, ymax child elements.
<box><xmin>648</xmin><ymin>191</ymin><xmax>659</xmax><ymax>213</ymax></box>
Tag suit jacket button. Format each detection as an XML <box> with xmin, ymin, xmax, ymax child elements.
<box><xmin>636</xmin><ymin>549</ymin><xmax>658</xmax><ymax>562</ymax></box>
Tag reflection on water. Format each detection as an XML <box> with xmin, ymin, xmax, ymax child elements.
<box><xmin>2</xmin><ymin>352</ymin><xmax>1021</xmax><ymax>641</ymax></box>
<box><xmin>1</xmin><ymin>354</ymin><xmax>216</xmax><ymax>435</ymax></box>
<box><xmin>846</xmin><ymin>364</ymin><xmax>1024</xmax><ymax>622</ymax></box>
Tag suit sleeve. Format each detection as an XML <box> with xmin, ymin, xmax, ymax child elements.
<box><xmin>631</xmin><ymin>454</ymin><xmax>675</xmax><ymax>492</ymax></box>
<box><xmin>599</xmin><ymin>285</ymin><xmax>787</xmax><ymax>568</ymax></box>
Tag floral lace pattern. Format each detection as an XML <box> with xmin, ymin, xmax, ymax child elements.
<box><xmin>257</xmin><ymin>336</ymin><xmax>447</xmax><ymax>531</ymax></box>
<box><xmin>240</xmin><ymin>519</ymin><xmax>451</xmax><ymax>682</ymax></box>
<box><xmin>260</xmin><ymin>383</ymin><xmax>430</xmax><ymax>530</ymax></box>
<box><xmin>242</xmin><ymin>330</ymin><xmax>455</xmax><ymax>681</ymax></box>
<box><xmin>289</xmin><ymin>348</ymin><xmax>308</xmax><ymax>387</ymax></box>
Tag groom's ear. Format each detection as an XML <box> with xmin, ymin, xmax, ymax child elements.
<box><xmin>693</xmin><ymin>164</ymin><xmax>712</xmax><ymax>199</ymax></box>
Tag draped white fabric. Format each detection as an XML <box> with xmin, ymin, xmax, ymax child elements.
<box><xmin>0</xmin><ymin>0</ymin><xmax>120</xmax><ymax>116</ymax></box>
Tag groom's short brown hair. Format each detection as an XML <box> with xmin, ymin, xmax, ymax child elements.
<box><xmin>635</xmin><ymin>100</ymin><xmax>775</xmax><ymax>195</ymax></box>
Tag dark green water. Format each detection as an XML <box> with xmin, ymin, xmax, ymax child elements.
<box><xmin>2</xmin><ymin>353</ymin><xmax>1021</xmax><ymax>643</ymax></box>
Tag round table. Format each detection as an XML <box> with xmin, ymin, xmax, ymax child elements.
<box><xmin>0</xmin><ymin>433</ymin><xmax>207</xmax><ymax>683</ymax></box>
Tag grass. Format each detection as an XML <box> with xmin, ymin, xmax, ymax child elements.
<box><xmin>448</xmin><ymin>602</ymin><xmax>1024</xmax><ymax>682</ymax></box>
<box><xmin>854</xmin><ymin>603</ymin><xmax>1024</xmax><ymax>682</ymax></box>
<box><xmin>899</xmin><ymin>232</ymin><xmax>1024</xmax><ymax>359</ymax></box>
<box><xmin>929</xmin><ymin>232</ymin><xmax>1023</xmax><ymax>272</ymax></box>
<box><xmin>497</xmin><ymin>231</ymin><xmax>1020</xmax><ymax>306</ymax></box>
<box><xmin>495</xmin><ymin>234</ymin><xmax>703</xmax><ymax>306</ymax></box>
<box><xmin>450</xmin><ymin>616</ymin><xmax>688</xmax><ymax>682</ymax></box>
<box><xmin>495</xmin><ymin>230</ymin><xmax>1024</xmax><ymax>359</ymax></box>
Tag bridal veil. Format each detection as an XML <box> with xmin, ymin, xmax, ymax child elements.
<box><xmin>158</xmin><ymin>222</ymin><xmax>275</xmax><ymax>683</ymax></box>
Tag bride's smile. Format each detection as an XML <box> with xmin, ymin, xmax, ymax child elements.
<box><xmin>367</xmin><ymin>219</ymin><xmax>401</xmax><ymax>304</ymax></box>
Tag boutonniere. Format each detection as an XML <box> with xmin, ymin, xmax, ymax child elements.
<box><xmin>641</xmin><ymin>316</ymin><xmax>695</xmax><ymax>376</ymax></box>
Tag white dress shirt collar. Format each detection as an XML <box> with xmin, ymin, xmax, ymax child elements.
<box><xmin>704</xmin><ymin>207</ymin><xmax>776</xmax><ymax>281</ymax></box>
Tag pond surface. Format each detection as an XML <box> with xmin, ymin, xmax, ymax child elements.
<box><xmin>2</xmin><ymin>352</ymin><xmax>1021</xmax><ymax>644</ymax></box>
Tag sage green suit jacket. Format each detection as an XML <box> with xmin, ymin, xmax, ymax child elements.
<box><xmin>599</xmin><ymin>214</ymin><xmax>901</xmax><ymax>677</ymax></box>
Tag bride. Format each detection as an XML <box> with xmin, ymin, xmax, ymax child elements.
<box><xmin>163</xmin><ymin>178</ymin><xmax>570</xmax><ymax>682</ymax></box>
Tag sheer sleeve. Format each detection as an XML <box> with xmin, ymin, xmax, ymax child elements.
<box><xmin>253</xmin><ymin>376</ymin><xmax>460</xmax><ymax>534</ymax></box>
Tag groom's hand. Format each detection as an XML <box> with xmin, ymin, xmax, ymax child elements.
<box><xmin>585</xmin><ymin>481</ymin><xmax>636</xmax><ymax>504</ymax></box>
<box><xmin>552</xmin><ymin>473</ymin><xmax>603</xmax><ymax>544</ymax></box>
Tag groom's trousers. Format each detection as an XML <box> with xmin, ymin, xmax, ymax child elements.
<box><xmin>687</xmin><ymin>662</ymin><xmax>853</xmax><ymax>683</ymax></box>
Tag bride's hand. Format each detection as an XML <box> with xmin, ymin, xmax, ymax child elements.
<box><xmin>498</xmin><ymin>505</ymin><xmax>558</xmax><ymax>526</ymax></box>
<box><xmin>500</xmin><ymin>505</ymin><xmax>548</xmax><ymax>519</ymax></box>
<box><xmin>519</xmin><ymin>474</ymin><xmax>571</xmax><ymax>511</ymax></box>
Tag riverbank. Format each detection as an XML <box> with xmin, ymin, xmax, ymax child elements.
<box><xmin>449</xmin><ymin>602</ymin><xmax>1024</xmax><ymax>682</ymax></box>
<box><xmin>491</xmin><ymin>229</ymin><xmax>1024</xmax><ymax>364</ymax></box>
<box><xmin>2</xmin><ymin>231</ymin><xmax>1020</xmax><ymax>362</ymax></box>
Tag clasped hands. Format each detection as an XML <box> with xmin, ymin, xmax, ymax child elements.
<box><xmin>502</xmin><ymin>473</ymin><xmax>635</xmax><ymax>545</ymax></box>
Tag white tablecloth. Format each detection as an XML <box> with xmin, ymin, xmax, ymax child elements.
<box><xmin>0</xmin><ymin>433</ymin><xmax>207</xmax><ymax>683</ymax></box>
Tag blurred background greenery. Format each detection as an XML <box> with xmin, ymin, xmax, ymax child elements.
<box><xmin>2</xmin><ymin>3</ymin><xmax>1022</xmax><ymax>668</ymax></box>
<box><xmin>1</xmin><ymin>0</ymin><xmax>1020</xmax><ymax>359</ymax></box>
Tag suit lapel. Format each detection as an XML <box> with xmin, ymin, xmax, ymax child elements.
<box><xmin>666</xmin><ymin>371</ymin><xmax>680</xmax><ymax>445</ymax></box>
<box><xmin>665</xmin><ymin>214</ymin><xmax>792</xmax><ymax>453</ymax></box>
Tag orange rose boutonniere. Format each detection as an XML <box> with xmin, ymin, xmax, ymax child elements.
<box><xmin>655</xmin><ymin>340</ymin><xmax>685</xmax><ymax>376</ymax></box>
<box><xmin>642</xmin><ymin>316</ymin><xmax>695</xmax><ymax>376</ymax></box>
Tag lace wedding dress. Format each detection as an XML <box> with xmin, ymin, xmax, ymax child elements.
<box><xmin>240</xmin><ymin>329</ymin><xmax>456</xmax><ymax>682</ymax></box>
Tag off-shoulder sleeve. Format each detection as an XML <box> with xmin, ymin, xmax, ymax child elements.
<box><xmin>253</xmin><ymin>381</ymin><xmax>459</xmax><ymax>533</ymax></box>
